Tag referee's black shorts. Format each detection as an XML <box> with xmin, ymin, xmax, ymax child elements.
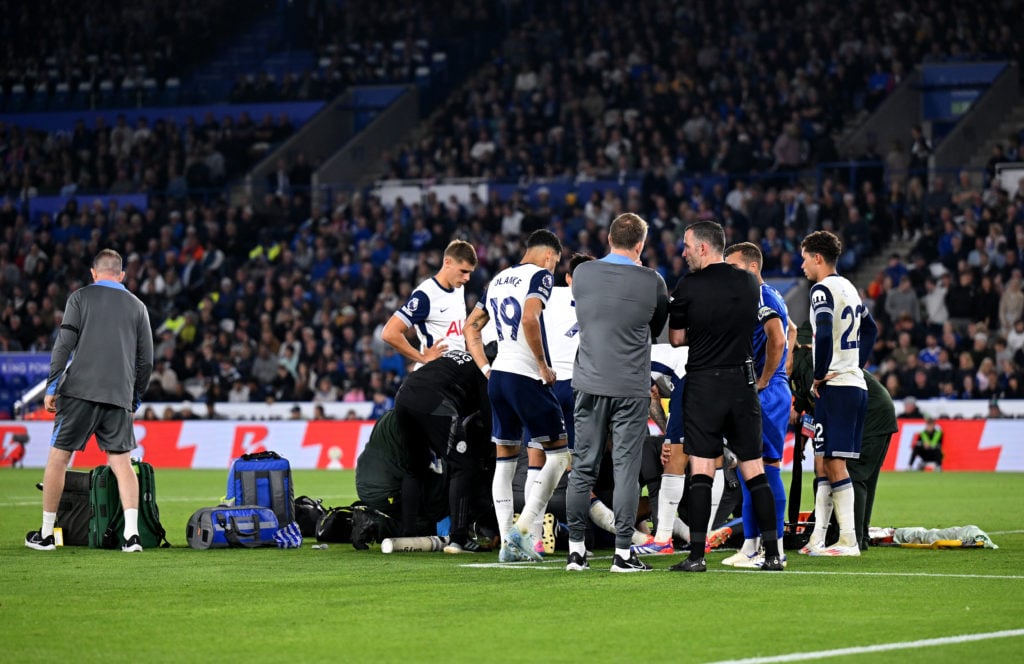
<box><xmin>683</xmin><ymin>367</ymin><xmax>763</xmax><ymax>462</ymax></box>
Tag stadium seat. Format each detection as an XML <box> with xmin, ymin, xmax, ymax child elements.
<box><xmin>161</xmin><ymin>77</ymin><xmax>181</xmax><ymax>106</ymax></box>
<box><xmin>52</xmin><ymin>82</ymin><xmax>71</xmax><ymax>109</ymax></box>
<box><xmin>96</xmin><ymin>79</ymin><xmax>115</xmax><ymax>108</ymax></box>
<box><xmin>28</xmin><ymin>82</ymin><xmax>49</xmax><ymax>111</ymax></box>
<box><xmin>9</xmin><ymin>83</ymin><xmax>27</xmax><ymax>111</ymax></box>
<box><xmin>141</xmin><ymin>78</ymin><xmax>158</xmax><ymax>105</ymax></box>
<box><xmin>120</xmin><ymin>78</ymin><xmax>137</xmax><ymax>107</ymax></box>
<box><xmin>77</xmin><ymin>81</ymin><xmax>93</xmax><ymax>109</ymax></box>
<box><xmin>431</xmin><ymin>52</ymin><xmax>447</xmax><ymax>72</ymax></box>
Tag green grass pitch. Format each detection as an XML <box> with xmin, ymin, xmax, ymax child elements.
<box><xmin>1</xmin><ymin>468</ymin><xmax>1022</xmax><ymax>663</ymax></box>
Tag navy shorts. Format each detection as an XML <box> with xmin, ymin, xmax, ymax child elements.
<box><xmin>664</xmin><ymin>375</ymin><xmax>685</xmax><ymax>444</ymax></box>
<box><xmin>552</xmin><ymin>379</ymin><xmax>575</xmax><ymax>449</ymax></box>
<box><xmin>759</xmin><ymin>379</ymin><xmax>792</xmax><ymax>460</ymax></box>
<box><xmin>50</xmin><ymin>395</ymin><xmax>136</xmax><ymax>453</ymax></box>
<box><xmin>813</xmin><ymin>384</ymin><xmax>867</xmax><ymax>459</ymax></box>
<box><xmin>488</xmin><ymin>370</ymin><xmax>566</xmax><ymax>446</ymax></box>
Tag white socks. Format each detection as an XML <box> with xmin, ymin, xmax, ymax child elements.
<box><xmin>833</xmin><ymin>482</ymin><xmax>856</xmax><ymax>546</ymax></box>
<box><xmin>673</xmin><ymin>517</ymin><xmax>691</xmax><ymax>542</ymax></box>
<box><xmin>42</xmin><ymin>511</ymin><xmax>57</xmax><ymax>538</ymax></box>
<box><xmin>523</xmin><ymin>466</ymin><xmax>543</xmax><ymax>540</ymax></box>
<box><xmin>124</xmin><ymin>508</ymin><xmax>140</xmax><ymax>539</ymax></box>
<box><xmin>591</xmin><ymin>497</ymin><xmax>652</xmax><ymax>544</ymax></box>
<box><xmin>654</xmin><ymin>474</ymin><xmax>685</xmax><ymax>542</ymax></box>
<box><xmin>516</xmin><ymin>450</ymin><xmax>569</xmax><ymax>533</ymax></box>
<box><xmin>740</xmin><ymin>536</ymin><xmax>762</xmax><ymax>556</ymax></box>
<box><xmin>589</xmin><ymin>498</ymin><xmax>616</xmax><ymax>533</ymax></box>
<box><xmin>811</xmin><ymin>479</ymin><xmax>834</xmax><ymax>545</ymax></box>
<box><xmin>492</xmin><ymin>459</ymin><xmax>517</xmax><ymax>542</ymax></box>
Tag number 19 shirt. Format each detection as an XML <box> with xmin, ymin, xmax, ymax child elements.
<box><xmin>478</xmin><ymin>263</ymin><xmax>554</xmax><ymax>381</ymax></box>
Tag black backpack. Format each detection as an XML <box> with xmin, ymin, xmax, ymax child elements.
<box><xmin>293</xmin><ymin>496</ymin><xmax>326</xmax><ymax>538</ymax></box>
<box><xmin>315</xmin><ymin>502</ymin><xmax>393</xmax><ymax>549</ymax></box>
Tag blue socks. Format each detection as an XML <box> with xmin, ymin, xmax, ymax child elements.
<box><xmin>739</xmin><ymin>465</ymin><xmax>787</xmax><ymax>540</ymax></box>
<box><xmin>765</xmin><ymin>464</ymin><xmax>786</xmax><ymax>539</ymax></box>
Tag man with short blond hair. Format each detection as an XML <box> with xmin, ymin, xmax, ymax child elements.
<box><xmin>382</xmin><ymin>239</ymin><xmax>478</xmax><ymax>369</ymax></box>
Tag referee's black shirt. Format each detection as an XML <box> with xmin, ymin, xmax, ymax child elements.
<box><xmin>669</xmin><ymin>262</ymin><xmax>760</xmax><ymax>372</ymax></box>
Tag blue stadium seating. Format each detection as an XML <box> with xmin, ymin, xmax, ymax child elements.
<box><xmin>9</xmin><ymin>84</ymin><xmax>27</xmax><ymax>112</ymax></box>
<box><xmin>161</xmin><ymin>78</ymin><xmax>181</xmax><ymax>106</ymax></box>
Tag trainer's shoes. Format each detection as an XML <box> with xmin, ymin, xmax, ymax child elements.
<box><xmin>565</xmin><ymin>551</ymin><xmax>590</xmax><ymax>571</ymax></box>
<box><xmin>799</xmin><ymin>540</ymin><xmax>825</xmax><ymax>555</ymax></box>
<box><xmin>705</xmin><ymin>526</ymin><xmax>732</xmax><ymax>553</ymax></box>
<box><xmin>541</xmin><ymin>512</ymin><xmax>556</xmax><ymax>554</ymax></box>
<box><xmin>760</xmin><ymin>554</ymin><xmax>786</xmax><ymax>571</ymax></box>
<box><xmin>504</xmin><ymin>529</ymin><xmax>543</xmax><ymax>562</ymax></box>
<box><xmin>630</xmin><ymin>537</ymin><xmax>675</xmax><ymax>556</ymax></box>
<box><xmin>443</xmin><ymin>539</ymin><xmax>491</xmax><ymax>554</ymax></box>
<box><xmin>809</xmin><ymin>543</ymin><xmax>861</xmax><ymax>557</ymax></box>
<box><xmin>122</xmin><ymin>534</ymin><xmax>143</xmax><ymax>553</ymax></box>
<box><xmin>25</xmin><ymin>530</ymin><xmax>55</xmax><ymax>551</ymax></box>
<box><xmin>668</xmin><ymin>557</ymin><xmax>707</xmax><ymax>573</ymax></box>
<box><xmin>610</xmin><ymin>553</ymin><xmax>653</xmax><ymax>573</ymax></box>
<box><xmin>722</xmin><ymin>550</ymin><xmax>763</xmax><ymax>567</ymax></box>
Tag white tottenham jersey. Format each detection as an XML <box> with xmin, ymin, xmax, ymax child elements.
<box><xmin>480</xmin><ymin>263</ymin><xmax>554</xmax><ymax>380</ymax></box>
<box><xmin>650</xmin><ymin>343</ymin><xmax>688</xmax><ymax>383</ymax></box>
<box><xmin>809</xmin><ymin>274</ymin><xmax>867</xmax><ymax>390</ymax></box>
<box><xmin>394</xmin><ymin>277</ymin><xmax>468</xmax><ymax>366</ymax></box>
<box><xmin>544</xmin><ymin>286</ymin><xmax>578</xmax><ymax>379</ymax></box>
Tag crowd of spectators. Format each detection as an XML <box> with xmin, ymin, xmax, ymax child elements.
<box><xmin>865</xmin><ymin>167</ymin><xmax>1024</xmax><ymax>402</ymax></box>
<box><xmin>2</xmin><ymin>154</ymin><xmax>1022</xmax><ymax>419</ymax></box>
<box><xmin>0</xmin><ymin>0</ymin><xmax>265</xmax><ymax>111</ymax></box>
<box><xmin>230</xmin><ymin>0</ymin><xmax>500</xmax><ymax>103</ymax></box>
<box><xmin>0</xmin><ymin>111</ymin><xmax>298</xmax><ymax>202</ymax></box>
<box><xmin>3</xmin><ymin>0</ymin><xmax>1024</xmax><ymax>419</ymax></box>
<box><xmin>387</xmin><ymin>0</ymin><xmax>1021</xmax><ymax>192</ymax></box>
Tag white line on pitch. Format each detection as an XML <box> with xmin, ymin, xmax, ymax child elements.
<box><xmin>461</xmin><ymin>563</ymin><xmax>1024</xmax><ymax>580</ymax></box>
<box><xmin>704</xmin><ymin>628</ymin><xmax>1024</xmax><ymax>663</ymax></box>
<box><xmin>722</xmin><ymin>570</ymin><xmax>1024</xmax><ymax>580</ymax></box>
<box><xmin>989</xmin><ymin>529</ymin><xmax>1024</xmax><ymax>535</ymax></box>
<box><xmin>462</xmin><ymin>555</ymin><xmax>614</xmax><ymax>569</ymax></box>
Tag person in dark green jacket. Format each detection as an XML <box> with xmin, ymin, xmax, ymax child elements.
<box><xmin>790</xmin><ymin>321</ymin><xmax>897</xmax><ymax>551</ymax></box>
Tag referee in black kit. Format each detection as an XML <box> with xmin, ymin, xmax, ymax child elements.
<box><xmin>667</xmin><ymin>221</ymin><xmax>784</xmax><ymax>572</ymax></box>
